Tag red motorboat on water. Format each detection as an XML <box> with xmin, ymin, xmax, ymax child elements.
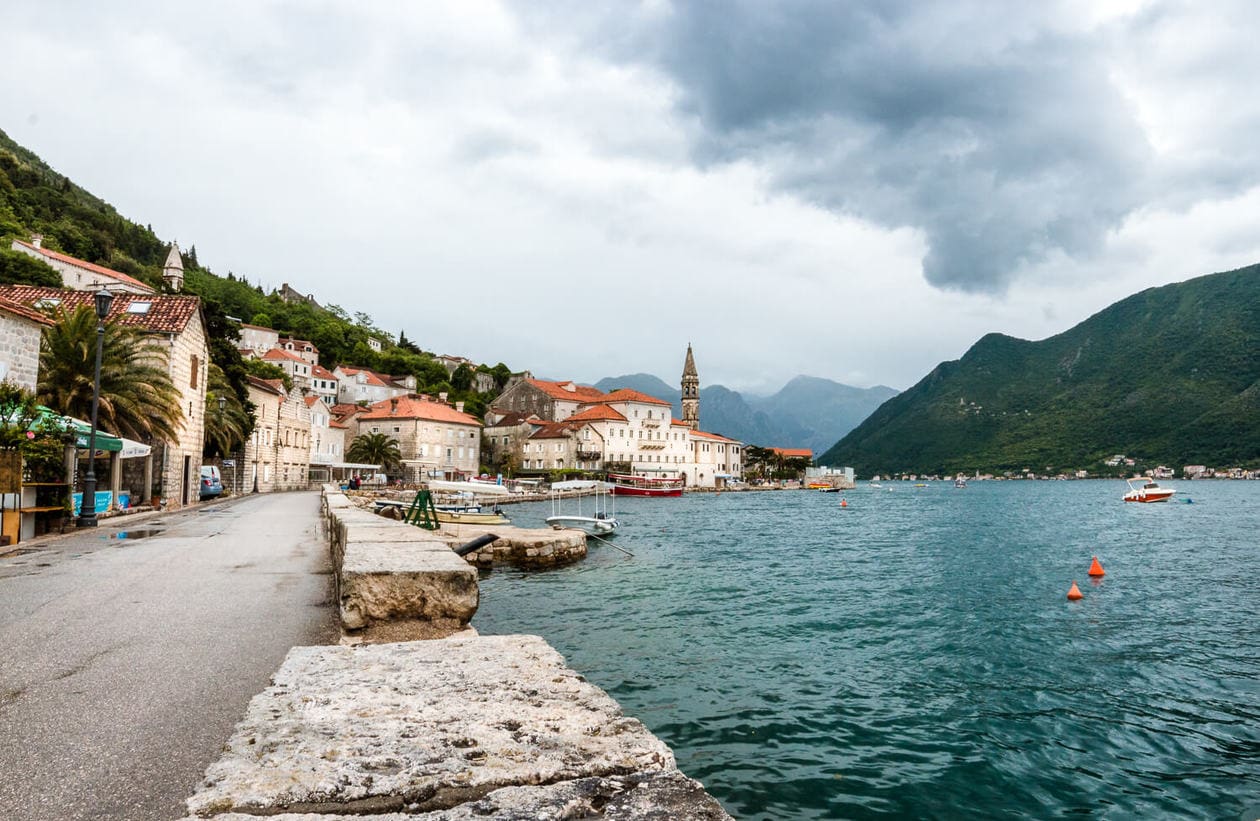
<box><xmin>1123</xmin><ymin>477</ymin><xmax>1176</xmax><ymax>503</ymax></box>
<box><xmin>607</xmin><ymin>473</ymin><xmax>684</xmax><ymax>497</ymax></box>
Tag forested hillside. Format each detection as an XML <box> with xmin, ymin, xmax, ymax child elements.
<box><xmin>0</xmin><ymin>128</ymin><xmax>511</xmax><ymax>417</ymax></box>
<box><xmin>820</xmin><ymin>264</ymin><xmax>1260</xmax><ymax>475</ymax></box>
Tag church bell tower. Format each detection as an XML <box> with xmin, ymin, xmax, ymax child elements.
<box><xmin>681</xmin><ymin>343</ymin><xmax>700</xmax><ymax>430</ymax></box>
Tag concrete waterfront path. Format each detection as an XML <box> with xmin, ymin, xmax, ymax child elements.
<box><xmin>0</xmin><ymin>491</ymin><xmax>337</xmax><ymax>821</ymax></box>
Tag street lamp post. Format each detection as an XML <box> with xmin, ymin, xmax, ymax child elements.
<box><xmin>77</xmin><ymin>288</ymin><xmax>114</xmax><ymax>528</ymax></box>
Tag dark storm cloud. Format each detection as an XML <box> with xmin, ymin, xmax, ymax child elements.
<box><xmin>620</xmin><ymin>0</ymin><xmax>1158</xmax><ymax>292</ymax></box>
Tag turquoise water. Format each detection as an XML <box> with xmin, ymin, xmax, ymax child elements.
<box><xmin>472</xmin><ymin>481</ymin><xmax>1260</xmax><ymax>819</ymax></box>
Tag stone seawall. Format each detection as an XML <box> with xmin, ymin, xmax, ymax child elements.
<box><xmin>183</xmin><ymin>487</ymin><xmax>731</xmax><ymax>819</ymax></box>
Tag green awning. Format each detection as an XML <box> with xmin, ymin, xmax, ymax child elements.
<box><xmin>32</xmin><ymin>407</ymin><xmax>123</xmax><ymax>452</ymax></box>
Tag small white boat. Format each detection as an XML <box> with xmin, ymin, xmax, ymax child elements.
<box><xmin>1123</xmin><ymin>477</ymin><xmax>1176</xmax><ymax>503</ymax></box>
<box><xmin>546</xmin><ymin>480</ymin><xmax>620</xmax><ymax>535</ymax></box>
<box><xmin>954</xmin><ymin>478</ymin><xmax>967</xmax><ymax>489</ymax></box>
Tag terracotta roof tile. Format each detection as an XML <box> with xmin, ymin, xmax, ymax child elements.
<box><xmin>336</xmin><ymin>366</ymin><xmax>391</xmax><ymax>388</ymax></box>
<box><xmin>590</xmin><ymin>388</ymin><xmax>672</xmax><ymax>406</ymax></box>
<box><xmin>526</xmin><ymin>378</ymin><xmax>606</xmax><ymax>402</ymax></box>
<box><xmin>692</xmin><ymin>430</ymin><xmax>741</xmax><ymax>444</ymax></box>
<box><xmin>566</xmin><ymin>405</ymin><xmax>627</xmax><ymax>423</ymax></box>
<box><xmin>0</xmin><ymin>296</ymin><xmax>54</xmax><ymax>326</ymax></box>
<box><xmin>0</xmin><ymin>285</ymin><xmax>200</xmax><ymax>334</ymax></box>
<box><xmin>247</xmin><ymin>375</ymin><xmax>285</xmax><ymax>396</ymax></box>
<box><xmin>12</xmin><ymin>239</ymin><xmax>155</xmax><ymax>292</ymax></box>
<box><xmin>311</xmin><ymin>364</ymin><xmax>336</xmax><ymax>379</ymax></box>
<box><xmin>770</xmin><ymin>447</ymin><xmax>812</xmax><ymax>458</ymax></box>
<box><xmin>262</xmin><ymin>348</ymin><xmax>306</xmax><ymax>363</ymax></box>
<box><xmin>357</xmin><ymin>395</ymin><xmax>482</xmax><ymax>426</ymax></box>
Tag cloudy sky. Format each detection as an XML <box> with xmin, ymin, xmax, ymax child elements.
<box><xmin>3</xmin><ymin>1</ymin><xmax>1259</xmax><ymax>394</ymax></box>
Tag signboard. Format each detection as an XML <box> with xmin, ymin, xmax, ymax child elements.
<box><xmin>222</xmin><ymin>459</ymin><xmax>236</xmax><ymax>467</ymax></box>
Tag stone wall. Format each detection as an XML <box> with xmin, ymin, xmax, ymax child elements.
<box><xmin>155</xmin><ymin>312</ymin><xmax>209</xmax><ymax>507</ymax></box>
<box><xmin>0</xmin><ymin>310</ymin><xmax>43</xmax><ymax>391</ymax></box>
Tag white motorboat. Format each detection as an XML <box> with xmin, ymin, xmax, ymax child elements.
<box><xmin>546</xmin><ymin>480</ymin><xmax>620</xmax><ymax>535</ymax></box>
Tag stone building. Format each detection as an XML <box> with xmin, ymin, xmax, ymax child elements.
<box><xmin>309</xmin><ymin>364</ymin><xmax>339</xmax><ymax>406</ymax></box>
<box><xmin>491</xmin><ymin>378</ymin><xmax>606</xmax><ymax>422</ymax></box>
<box><xmin>10</xmin><ymin>236</ymin><xmax>156</xmax><ymax>295</ymax></box>
<box><xmin>353</xmin><ymin>395</ymin><xmax>482</xmax><ymax>482</ymax></box>
<box><xmin>243</xmin><ymin>377</ymin><xmax>312</xmax><ymax>492</ymax></box>
<box><xmin>0</xmin><ymin>296</ymin><xmax>53</xmax><ymax>391</ymax></box>
<box><xmin>681</xmin><ymin>343</ymin><xmax>700</xmax><ymax>430</ymax></box>
<box><xmin>334</xmin><ymin>366</ymin><xmax>411</xmax><ymax>406</ymax></box>
<box><xmin>237</xmin><ymin>323</ymin><xmax>280</xmax><ymax>357</ymax></box>
<box><xmin>0</xmin><ymin>284</ymin><xmax>211</xmax><ymax>508</ymax></box>
<box><xmin>306</xmin><ymin>396</ymin><xmax>347</xmax><ymax>482</ymax></box>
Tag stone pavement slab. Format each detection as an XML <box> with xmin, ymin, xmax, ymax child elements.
<box><xmin>185</xmin><ymin>635</ymin><xmax>686</xmax><ymax>818</ymax></box>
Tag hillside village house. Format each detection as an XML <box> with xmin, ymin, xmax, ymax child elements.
<box><xmin>353</xmin><ymin>395</ymin><xmax>482</xmax><ymax>482</ymax></box>
<box><xmin>238</xmin><ymin>323</ymin><xmax>279</xmax><ymax>356</ymax></box>
<box><xmin>0</xmin><ymin>282</ymin><xmax>211</xmax><ymax>508</ymax></box>
<box><xmin>11</xmin><ymin>236</ymin><xmax>157</xmax><ymax>295</ymax></box>
<box><xmin>333</xmin><ymin>366</ymin><xmax>415</xmax><ymax>406</ymax></box>
<box><xmin>261</xmin><ymin>347</ymin><xmax>313</xmax><ymax>390</ymax></box>
<box><xmin>242</xmin><ymin>376</ymin><xmax>312</xmax><ymax>492</ymax></box>
<box><xmin>310</xmin><ymin>364</ymin><xmax>339</xmax><ymax>405</ymax></box>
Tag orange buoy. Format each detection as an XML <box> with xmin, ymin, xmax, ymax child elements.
<box><xmin>840</xmin><ymin>498</ymin><xmax>848</xmax><ymax>508</ymax></box>
<box><xmin>1067</xmin><ymin>581</ymin><xmax>1083</xmax><ymax>601</ymax></box>
<box><xmin>1088</xmin><ymin>556</ymin><xmax>1105</xmax><ymax>577</ymax></box>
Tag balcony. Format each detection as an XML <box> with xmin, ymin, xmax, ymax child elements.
<box><xmin>576</xmin><ymin>450</ymin><xmax>602</xmax><ymax>461</ymax></box>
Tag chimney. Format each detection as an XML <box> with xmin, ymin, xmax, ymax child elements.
<box><xmin>390</xmin><ymin>397</ymin><xmax>399</xmax><ymax>415</ymax></box>
<box><xmin>31</xmin><ymin>233</ymin><xmax>43</xmax><ymax>249</ymax></box>
<box><xmin>455</xmin><ymin>401</ymin><xmax>465</xmax><ymax>413</ymax></box>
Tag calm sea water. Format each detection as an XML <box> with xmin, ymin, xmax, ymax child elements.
<box><xmin>472</xmin><ymin>481</ymin><xmax>1260</xmax><ymax>819</ymax></box>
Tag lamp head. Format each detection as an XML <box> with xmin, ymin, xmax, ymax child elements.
<box><xmin>218</xmin><ymin>395</ymin><xmax>227</xmax><ymax>411</ymax></box>
<box><xmin>94</xmin><ymin>288</ymin><xmax>114</xmax><ymax>320</ymax></box>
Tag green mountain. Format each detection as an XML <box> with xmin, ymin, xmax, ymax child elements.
<box><xmin>819</xmin><ymin>263</ymin><xmax>1260</xmax><ymax>475</ymax></box>
<box><xmin>0</xmin><ymin>127</ymin><xmax>511</xmax><ymax>417</ymax></box>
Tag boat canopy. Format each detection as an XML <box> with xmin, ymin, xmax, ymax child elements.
<box><xmin>550</xmin><ymin>480</ymin><xmax>613</xmax><ymax>492</ymax></box>
<box><xmin>427</xmin><ymin>479</ymin><xmax>512</xmax><ymax>496</ymax></box>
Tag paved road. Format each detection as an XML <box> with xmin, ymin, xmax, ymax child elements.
<box><xmin>0</xmin><ymin>491</ymin><xmax>336</xmax><ymax>821</ymax></box>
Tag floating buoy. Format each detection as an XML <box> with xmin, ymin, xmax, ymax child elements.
<box><xmin>1067</xmin><ymin>581</ymin><xmax>1083</xmax><ymax>601</ymax></box>
<box><xmin>840</xmin><ymin>498</ymin><xmax>848</xmax><ymax>508</ymax></box>
<box><xmin>1088</xmin><ymin>556</ymin><xmax>1105</xmax><ymax>577</ymax></box>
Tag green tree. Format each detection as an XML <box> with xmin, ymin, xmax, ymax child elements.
<box><xmin>37</xmin><ymin>305</ymin><xmax>183</xmax><ymax>442</ymax></box>
<box><xmin>346</xmin><ymin>432</ymin><xmax>401</xmax><ymax>473</ymax></box>
<box><xmin>0</xmin><ymin>247</ymin><xmax>61</xmax><ymax>286</ymax></box>
<box><xmin>204</xmin><ymin>364</ymin><xmax>251</xmax><ymax>457</ymax></box>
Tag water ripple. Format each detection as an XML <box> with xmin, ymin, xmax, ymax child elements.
<box><xmin>476</xmin><ymin>483</ymin><xmax>1260</xmax><ymax>819</ymax></box>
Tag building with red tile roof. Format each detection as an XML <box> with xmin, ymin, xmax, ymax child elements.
<box><xmin>352</xmin><ymin>394</ymin><xmax>483</xmax><ymax>482</ymax></box>
<box><xmin>0</xmin><ymin>284</ymin><xmax>211</xmax><ymax>508</ymax></box>
<box><xmin>770</xmin><ymin>447</ymin><xmax>813</xmax><ymax>460</ymax></box>
<box><xmin>10</xmin><ymin>237</ymin><xmax>155</xmax><ymax>294</ymax></box>
<box><xmin>490</xmin><ymin>378</ymin><xmax>606</xmax><ymax>422</ymax></box>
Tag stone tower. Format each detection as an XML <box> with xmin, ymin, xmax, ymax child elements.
<box><xmin>681</xmin><ymin>343</ymin><xmax>700</xmax><ymax>430</ymax></box>
<box><xmin>163</xmin><ymin>242</ymin><xmax>184</xmax><ymax>292</ymax></box>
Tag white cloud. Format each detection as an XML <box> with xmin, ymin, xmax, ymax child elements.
<box><xmin>2</xmin><ymin>1</ymin><xmax>1256</xmax><ymax>397</ymax></box>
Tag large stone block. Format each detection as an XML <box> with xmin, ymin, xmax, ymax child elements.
<box><xmin>339</xmin><ymin>541</ymin><xmax>478</xmax><ymax>633</ymax></box>
<box><xmin>186</xmin><ymin>637</ymin><xmax>683</xmax><ymax>818</ymax></box>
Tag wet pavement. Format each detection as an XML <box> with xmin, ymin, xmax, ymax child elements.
<box><xmin>0</xmin><ymin>491</ymin><xmax>336</xmax><ymax>821</ymax></box>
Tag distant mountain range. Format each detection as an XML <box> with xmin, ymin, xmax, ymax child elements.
<box><xmin>819</xmin><ymin>263</ymin><xmax>1260</xmax><ymax>475</ymax></box>
<box><xmin>592</xmin><ymin>373</ymin><xmax>897</xmax><ymax>455</ymax></box>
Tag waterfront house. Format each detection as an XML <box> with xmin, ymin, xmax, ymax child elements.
<box><xmin>352</xmin><ymin>394</ymin><xmax>483</xmax><ymax>482</ymax></box>
<box><xmin>306</xmin><ymin>396</ymin><xmax>347</xmax><ymax>483</ymax></box>
<box><xmin>242</xmin><ymin>376</ymin><xmax>312</xmax><ymax>492</ymax></box>
<box><xmin>689</xmin><ymin>430</ymin><xmax>743</xmax><ymax>489</ymax></box>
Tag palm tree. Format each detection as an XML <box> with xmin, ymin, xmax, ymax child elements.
<box><xmin>346</xmin><ymin>432</ymin><xmax>402</xmax><ymax>473</ymax></box>
<box><xmin>38</xmin><ymin>305</ymin><xmax>183</xmax><ymax>442</ymax></box>
<box><xmin>204</xmin><ymin>364</ymin><xmax>251</xmax><ymax>457</ymax></box>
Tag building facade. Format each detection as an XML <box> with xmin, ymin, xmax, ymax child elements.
<box><xmin>10</xmin><ymin>236</ymin><xmax>156</xmax><ymax>295</ymax></box>
<box><xmin>0</xmin><ymin>297</ymin><xmax>53</xmax><ymax>391</ymax></box>
<box><xmin>353</xmin><ymin>395</ymin><xmax>483</xmax><ymax>481</ymax></box>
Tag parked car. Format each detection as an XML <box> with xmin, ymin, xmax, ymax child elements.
<box><xmin>199</xmin><ymin>465</ymin><xmax>224</xmax><ymax>500</ymax></box>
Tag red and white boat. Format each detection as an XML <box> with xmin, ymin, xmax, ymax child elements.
<box><xmin>1123</xmin><ymin>477</ymin><xmax>1176</xmax><ymax>503</ymax></box>
<box><xmin>607</xmin><ymin>473</ymin><xmax>684</xmax><ymax>497</ymax></box>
